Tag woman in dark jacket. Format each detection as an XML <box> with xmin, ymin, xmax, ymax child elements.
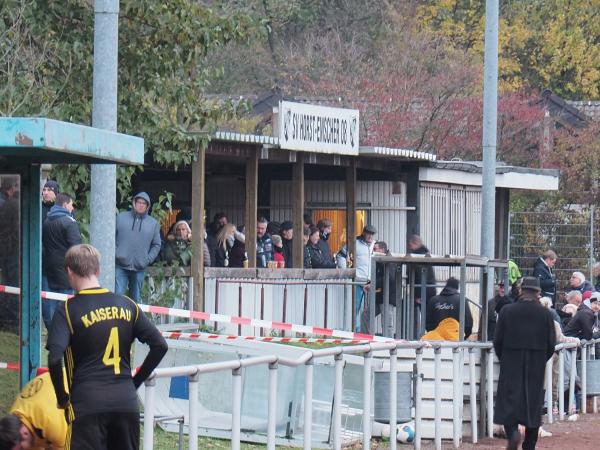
<box><xmin>215</xmin><ymin>223</ymin><xmax>246</xmax><ymax>268</ymax></box>
<box><xmin>306</xmin><ymin>226</ymin><xmax>336</xmax><ymax>269</ymax></box>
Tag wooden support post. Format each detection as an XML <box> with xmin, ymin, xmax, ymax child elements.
<box><xmin>292</xmin><ymin>152</ymin><xmax>305</xmax><ymax>269</ymax></box>
<box><xmin>246</xmin><ymin>148</ymin><xmax>259</xmax><ymax>268</ymax></box>
<box><xmin>346</xmin><ymin>159</ymin><xmax>357</xmax><ymax>262</ymax></box>
<box><xmin>21</xmin><ymin>164</ymin><xmax>41</xmax><ymax>385</ymax></box>
<box><xmin>191</xmin><ymin>146</ymin><xmax>205</xmax><ymax>312</ymax></box>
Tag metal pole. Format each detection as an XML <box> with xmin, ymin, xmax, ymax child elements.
<box><xmin>91</xmin><ymin>0</ymin><xmax>119</xmax><ymax>289</ymax></box>
<box><xmin>459</xmin><ymin>263</ymin><xmax>466</xmax><ymax>339</ymax></box>
<box><xmin>384</xmin><ymin>264</ymin><xmax>391</xmax><ymax>337</ymax></box>
<box><xmin>558</xmin><ymin>349</ymin><xmax>565</xmax><ymax>420</ymax></box>
<box><xmin>369</xmin><ymin>260</ymin><xmax>377</xmax><ymax>334</ymax></box>
<box><xmin>414</xmin><ymin>348</ymin><xmax>423</xmax><ymax>450</ymax></box>
<box><xmin>486</xmin><ymin>348</ymin><xmax>494</xmax><ymax>438</ymax></box>
<box><xmin>188</xmin><ymin>373</ymin><xmax>199</xmax><ymax>450</ymax></box>
<box><xmin>389</xmin><ymin>349</ymin><xmax>398</xmax><ymax>450</ymax></box>
<box><xmin>569</xmin><ymin>348</ymin><xmax>576</xmax><ymax>415</ymax></box>
<box><xmin>267</xmin><ymin>363</ymin><xmax>278</xmax><ymax>450</ymax></box>
<box><xmin>434</xmin><ymin>347</ymin><xmax>442</xmax><ymax>450</ymax></box>
<box><xmin>582</xmin><ymin>344</ymin><xmax>587</xmax><ymax>414</ymax></box>
<box><xmin>232</xmin><ymin>368</ymin><xmax>242</xmax><ymax>450</ymax></box>
<box><xmin>304</xmin><ymin>359</ymin><xmax>314</xmax><ymax>450</ymax></box>
<box><xmin>546</xmin><ymin>357</ymin><xmax>553</xmax><ymax>423</ymax></box>
<box><xmin>469</xmin><ymin>348</ymin><xmax>478</xmax><ymax>443</ymax></box>
<box><xmin>590</xmin><ymin>207</ymin><xmax>595</xmax><ymax>281</ymax></box>
<box><xmin>452</xmin><ymin>348</ymin><xmax>461</xmax><ymax>448</ymax></box>
<box><xmin>420</xmin><ymin>268</ymin><xmax>427</xmax><ymax>338</ymax></box>
<box><xmin>480</xmin><ymin>0</ymin><xmax>499</xmax><ymax>301</ymax></box>
<box><xmin>143</xmin><ymin>380</ymin><xmax>156</xmax><ymax>450</ymax></box>
<box><xmin>333</xmin><ymin>354</ymin><xmax>344</xmax><ymax>450</ymax></box>
<box><xmin>362</xmin><ymin>352</ymin><xmax>373</xmax><ymax>450</ymax></box>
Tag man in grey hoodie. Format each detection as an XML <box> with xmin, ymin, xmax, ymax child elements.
<box><xmin>115</xmin><ymin>192</ymin><xmax>161</xmax><ymax>302</ymax></box>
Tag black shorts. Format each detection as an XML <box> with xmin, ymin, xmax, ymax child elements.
<box><xmin>68</xmin><ymin>412</ymin><xmax>139</xmax><ymax>450</ymax></box>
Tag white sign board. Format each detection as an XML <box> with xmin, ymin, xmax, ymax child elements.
<box><xmin>278</xmin><ymin>101</ymin><xmax>359</xmax><ymax>155</ymax></box>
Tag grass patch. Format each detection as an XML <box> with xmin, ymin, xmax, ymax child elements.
<box><xmin>0</xmin><ymin>330</ymin><xmax>20</xmax><ymax>416</ymax></box>
<box><xmin>142</xmin><ymin>426</ymin><xmax>267</xmax><ymax>449</ymax></box>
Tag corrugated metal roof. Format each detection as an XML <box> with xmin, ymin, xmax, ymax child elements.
<box><xmin>213</xmin><ymin>131</ymin><xmax>279</xmax><ymax>145</ymax></box>
<box><xmin>359</xmin><ymin>146</ymin><xmax>437</xmax><ymax>161</ymax></box>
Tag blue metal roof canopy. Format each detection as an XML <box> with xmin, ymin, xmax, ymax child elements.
<box><xmin>0</xmin><ymin>117</ymin><xmax>144</xmax><ymax>386</ymax></box>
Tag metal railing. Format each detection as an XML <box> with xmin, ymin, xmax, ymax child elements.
<box><xmin>143</xmin><ymin>337</ymin><xmax>600</xmax><ymax>450</ymax></box>
<box><xmin>143</xmin><ymin>340</ymin><xmax>492</xmax><ymax>450</ymax></box>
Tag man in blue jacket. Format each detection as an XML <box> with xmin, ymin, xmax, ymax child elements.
<box><xmin>115</xmin><ymin>192</ymin><xmax>161</xmax><ymax>302</ymax></box>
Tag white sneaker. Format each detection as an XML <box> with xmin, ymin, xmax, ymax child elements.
<box><xmin>567</xmin><ymin>413</ymin><xmax>579</xmax><ymax>421</ymax></box>
<box><xmin>539</xmin><ymin>427</ymin><xmax>552</xmax><ymax>437</ymax></box>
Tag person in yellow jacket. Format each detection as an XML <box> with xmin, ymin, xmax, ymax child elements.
<box><xmin>421</xmin><ymin>317</ymin><xmax>460</xmax><ymax>341</ymax></box>
<box><xmin>0</xmin><ymin>371</ymin><xmax>67</xmax><ymax>450</ymax></box>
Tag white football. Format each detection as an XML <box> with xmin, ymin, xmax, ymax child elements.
<box><xmin>396</xmin><ymin>422</ymin><xmax>415</xmax><ymax>443</ymax></box>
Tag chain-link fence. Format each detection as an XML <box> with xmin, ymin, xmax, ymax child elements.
<box><xmin>509</xmin><ymin>209</ymin><xmax>598</xmax><ymax>296</ymax></box>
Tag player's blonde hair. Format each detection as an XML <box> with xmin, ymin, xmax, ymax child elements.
<box><xmin>64</xmin><ymin>244</ymin><xmax>101</xmax><ymax>278</ymax></box>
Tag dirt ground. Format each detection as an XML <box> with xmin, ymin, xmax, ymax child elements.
<box><xmin>366</xmin><ymin>413</ymin><xmax>600</xmax><ymax>449</ymax></box>
<box><xmin>422</xmin><ymin>413</ymin><xmax>599</xmax><ymax>449</ymax></box>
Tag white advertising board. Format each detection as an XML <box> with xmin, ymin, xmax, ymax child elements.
<box><xmin>278</xmin><ymin>101</ymin><xmax>359</xmax><ymax>155</ymax></box>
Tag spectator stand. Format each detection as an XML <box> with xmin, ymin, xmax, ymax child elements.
<box><xmin>0</xmin><ymin>117</ymin><xmax>143</xmax><ymax>385</ymax></box>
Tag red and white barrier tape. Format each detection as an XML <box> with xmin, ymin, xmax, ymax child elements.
<box><xmin>0</xmin><ymin>361</ymin><xmax>20</xmax><ymax>371</ymax></box>
<box><xmin>0</xmin><ymin>284</ymin><xmax>72</xmax><ymax>301</ymax></box>
<box><xmin>161</xmin><ymin>331</ymin><xmax>372</xmax><ymax>345</ymax></box>
<box><xmin>0</xmin><ymin>284</ymin><xmax>389</xmax><ymax>343</ymax></box>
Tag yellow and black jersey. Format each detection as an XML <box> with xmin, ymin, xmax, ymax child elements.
<box><xmin>46</xmin><ymin>288</ymin><xmax>167</xmax><ymax>420</ymax></box>
<box><xmin>11</xmin><ymin>372</ymin><xmax>68</xmax><ymax>450</ymax></box>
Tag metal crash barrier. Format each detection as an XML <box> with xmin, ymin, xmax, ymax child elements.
<box><xmin>142</xmin><ymin>337</ymin><xmax>600</xmax><ymax>450</ymax></box>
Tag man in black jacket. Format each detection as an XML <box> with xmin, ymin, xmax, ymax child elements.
<box><xmin>532</xmin><ymin>249</ymin><xmax>557</xmax><ymax>301</ymax></box>
<box><xmin>316</xmin><ymin>218</ymin><xmax>335</xmax><ymax>266</ymax></box>
<box><xmin>564</xmin><ymin>291</ymin><xmax>595</xmax><ymax>340</ymax></box>
<box><xmin>426</xmin><ymin>277</ymin><xmax>473</xmax><ymax>339</ymax></box>
<box><xmin>42</xmin><ymin>193</ymin><xmax>82</xmax><ymax>329</ymax></box>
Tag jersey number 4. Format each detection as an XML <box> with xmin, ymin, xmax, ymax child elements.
<box><xmin>103</xmin><ymin>327</ymin><xmax>121</xmax><ymax>375</ymax></box>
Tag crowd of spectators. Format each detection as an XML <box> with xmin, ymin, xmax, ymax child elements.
<box><xmin>486</xmin><ymin>249</ymin><xmax>600</xmax><ymax>420</ymax></box>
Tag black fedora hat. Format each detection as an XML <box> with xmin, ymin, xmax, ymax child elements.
<box><xmin>520</xmin><ymin>276</ymin><xmax>541</xmax><ymax>292</ymax></box>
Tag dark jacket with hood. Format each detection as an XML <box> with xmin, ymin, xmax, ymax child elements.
<box><xmin>115</xmin><ymin>192</ymin><xmax>162</xmax><ymax>271</ymax></box>
<box><xmin>42</xmin><ymin>205</ymin><xmax>82</xmax><ymax>290</ymax></box>
<box><xmin>426</xmin><ymin>283</ymin><xmax>473</xmax><ymax>339</ymax></box>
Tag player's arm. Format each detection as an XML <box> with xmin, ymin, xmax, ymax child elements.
<box><xmin>46</xmin><ymin>304</ymin><xmax>70</xmax><ymax>408</ymax></box>
<box><xmin>131</xmin><ymin>308</ymin><xmax>168</xmax><ymax>389</ymax></box>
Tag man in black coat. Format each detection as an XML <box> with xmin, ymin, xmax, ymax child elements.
<box><xmin>42</xmin><ymin>193</ymin><xmax>82</xmax><ymax>329</ymax></box>
<box><xmin>426</xmin><ymin>277</ymin><xmax>473</xmax><ymax>339</ymax></box>
<box><xmin>494</xmin><ymin>277</ymin><xmax>556</xmax><ymax>450</ymax></box>
<box><xmin>532</xmin><ymin>249</ymin><xmax>557</xmax><ymax>301</ymax></box>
